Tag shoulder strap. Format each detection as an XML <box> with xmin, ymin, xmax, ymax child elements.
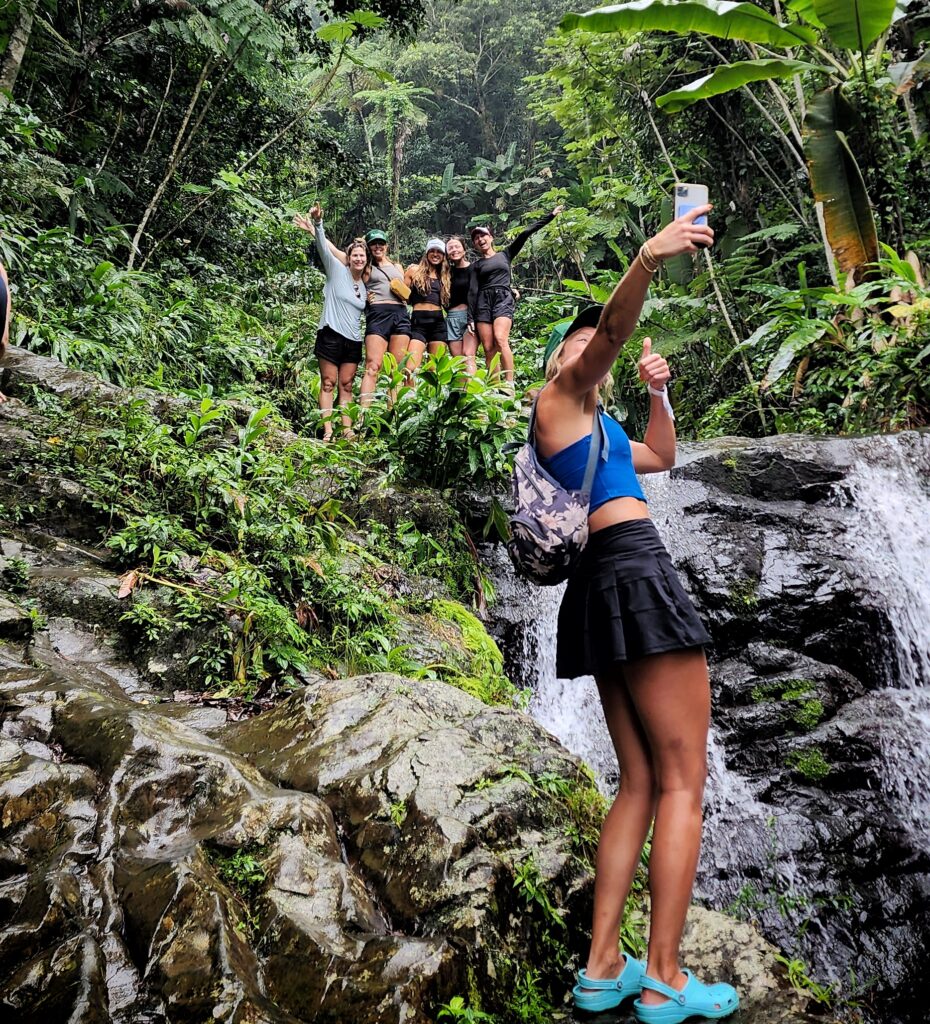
<box><xmin>580</xmin><ymin>406</ymin><xmax>605</xmax><ymax>496</ymax></box>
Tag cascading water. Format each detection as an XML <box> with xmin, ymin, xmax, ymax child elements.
<box><xmin>484</xmin><ymin>431</ymin><xmax>930</xmax><ymax>1024</ymax></box>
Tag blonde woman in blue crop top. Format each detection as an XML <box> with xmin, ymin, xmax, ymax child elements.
<box><xmin>535</xmin><ymin>205</ymin><xmax>739</xmax><ymax>1024</ymax></box>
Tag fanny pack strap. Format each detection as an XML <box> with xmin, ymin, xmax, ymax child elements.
<box><xmin>525</xmin><ymin>399</ymin><xmax>608</xmax><ymax>509</ymax></box>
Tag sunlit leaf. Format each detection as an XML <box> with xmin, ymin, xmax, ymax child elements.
<box><xmin>657</xmin><ymin>58</ymin><xmax>824</xmax><ymax>112</ymax></box>
<box><xmin>561</xmin><ymin>0</ymin><xmax>817</xmax><ymax>46</ymax></box>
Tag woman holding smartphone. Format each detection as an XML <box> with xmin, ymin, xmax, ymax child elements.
<box><xmin>534</xmin><ymin>205</ymin><xmax>739</xmax><ymax>1024</ymax></box>
<box><xmin>468</xmin><ymin>205</ymin><xmax>562</xmax><ymax>384</ymax></box>
<box><xmin>444</xmin><ymin>236</ymin><xmax>478</xmax><ymax>375</ymax></box>
<box><xmin>293</xmin><ymin>205</ymin><xmax>368</xmax><ymax>439</ymax></box>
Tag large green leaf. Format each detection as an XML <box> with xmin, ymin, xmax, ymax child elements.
<box><xmin>785</xmin><ymin>0</ymin><xmax>825</xmax><ymax>29</ymax></box>
<box><xmin>803</xmin><ymin>87</ymin><xmax>879</xmax><ymax>276</ymax></box>
<box><xmin>762</xmin><ymin>324</ymin><xmax>826</xmax><ymax>389</ymax></box>
<box><xmin>657</xmin><ymin>58</ymin><xmax>824</xmax><ymax>112</ymax></box>
<box><xmin>560</xmin><ymin>0</ymin><xmax>817</xmax><ymax>46</ymax></box>
<box><xmin>811</xmin><ymin>0</ymin><xmax>896</xmax><ymax>51</ymax></box>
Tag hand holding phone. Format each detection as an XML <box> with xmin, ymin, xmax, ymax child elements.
<box><xmin>647</xmin><ymin>187</ymin><xmax>714</xmax><ymax>261</ymax></box>
<box><xmin>674</xmin><ymin>183</ymin><xmax>709</xmax><ymax>226</ymax></box>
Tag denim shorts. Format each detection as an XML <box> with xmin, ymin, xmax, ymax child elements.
<box><xmin>445</xmin><ymin>309</ymin><xmax>470</xmax><ymax>343</ymax></box>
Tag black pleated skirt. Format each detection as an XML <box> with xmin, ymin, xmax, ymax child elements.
<box><xmin>556</xmin><ymin>519</ymin><xmax>711</xmax><ymax>679</ymax></box>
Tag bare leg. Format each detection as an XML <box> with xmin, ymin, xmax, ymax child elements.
<box><xmin>491</xmin><ymin>315</ymin><xmax>515</xmax><ymax>384</ymax></box>
<box><xmin>624</xmin><ymin>649</ymin><xmax>711</xmax><ymax>1006</ymax></box>
<box><xmin>337</xmin><ymin>362</ymin><xmax>358</xmax><ymax>434</ymax></box>
<box><xmin>405</xmin><ymin>337</ymin><xmax>427</xmax><ymax>376</ymax></box>
<box><xmin>462</xmin><ymin>327</ymin><xmax>479</xmax><ymax>377</ymax></box>
<box><xmin>427</xmin><ymin>340</ymin><xmax>446</xmax><ymax>359</ymax></box>
<box><xmin>476</xmin><ymin>321</ymin><xmax>496</xmax><ymax>375</ymax></box>
<box><xmin>361</xmin><ymin>334</ymin><xmax>388</xmax><ymax>409</ymax></box>
<box><xmin>317</xmin><ymin>359</ymin><xmax>339</xmax><ymax>441</ymax></box>
<box><xmin>582</xmin><ymin>673</ymin><xmax>657</xmax><ymax>986</ymax></box>
<box><xmin>388</xmin><ymin>332</ymin><xmax>412</xmax><ymax>398</ymax></box>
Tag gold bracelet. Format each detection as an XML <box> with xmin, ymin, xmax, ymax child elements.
<box><xmin>638</xmin><ymin>246</ymin><xmax>659</xmax><ymax>275</ymax></box>
<box><xmin>642</xmin><ymin>239</ymin><xmax>662</xmax><ymax>267</ymax></box>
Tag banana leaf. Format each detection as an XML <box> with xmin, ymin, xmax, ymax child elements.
<box><xmin>811</xmin><ymin>0</ymin><xmax>896</xmax><ymax>51</ymax></box>
<box><xmin>560</xmin><ymin>0</ymin><xmax>817</xmax><ymax>47</ymax></box>
<box><xmin>657</xmin><ymin>58</ymin><xmax>825</xmax><ymax>113</ymax></box>
<box><xmin>803</xmin><ymin>87</ymin><xmax>879</xmax><ymax>276</ymax></box>
<box><xmin>785</xmin><ymin>0</ymin><xmax>825</xmax><ymax>29</ymax></box>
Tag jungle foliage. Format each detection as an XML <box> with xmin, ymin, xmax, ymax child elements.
<box><xmin>2</xmin><ymin>0</ymin><xmax>930</xmax><ymax>705</ymax></box>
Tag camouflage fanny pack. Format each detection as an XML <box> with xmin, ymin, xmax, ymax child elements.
<box><xmin>506</xmin><ymin>399</ymin><xmax>607</xmax><ymax>586</ymax></box>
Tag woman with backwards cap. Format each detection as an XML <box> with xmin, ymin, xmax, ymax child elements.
<box><xmin>468</xmin><ymin>204</ymin><xmax>562</xmax><ymax>385</ymax></box>
<box><xmin>535</xmin><ymin>205</ymin><xmax>740</xmax><ymax>1024</ymax></box>
<box><xmin>362</xmin><ymin>227</ymin><xmax>412</xmax><ymax>403</ymax></box>
<box><xmin>404</xmin><ymin>238</ymin><xmax>450</xmax><ymax>372</ymax></box>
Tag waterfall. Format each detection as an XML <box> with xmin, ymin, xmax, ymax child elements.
<box><xmin>842</xmin><ymin>439</ymin><xmax>930</xmax><ymax>845</ymax></box>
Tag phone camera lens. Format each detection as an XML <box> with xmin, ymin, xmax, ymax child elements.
<box><xmin>676</xmin><ymin>186</ymin><xmax>687</xmax><ymax>197</ymax></box>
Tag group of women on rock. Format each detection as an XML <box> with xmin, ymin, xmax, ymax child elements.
<box><xmin>293</xmin><ymin>203</ymin><xmax>562</xmax><ymax>438</ymax></box>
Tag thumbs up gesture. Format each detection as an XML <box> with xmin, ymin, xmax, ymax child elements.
<box><xmin>638</xmin><ymin>337</ymin><xmax>671</xmax><ymax>389</ymax></box>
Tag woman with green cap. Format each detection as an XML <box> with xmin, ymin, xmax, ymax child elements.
<box><xmin>534</xmin><ymin>205</ymin><xmax>739</xmax><ymax>1024</ymax></box>
<box><xmin>362</xmin><ymin>228</ymin><xmax>412</xmax><ymax>402</ymax></box>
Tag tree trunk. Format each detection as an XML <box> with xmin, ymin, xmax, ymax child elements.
<box><xmin>0</xmin><ymin>0</ymin><xmax>38</xmax><ymax>102</ymax></box>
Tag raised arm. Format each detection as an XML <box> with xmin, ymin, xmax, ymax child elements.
<box><xmin>505</xmin><ymin>204</ymin><xmax>563</xmax><ymax>261</ymax></box>
<box><xmin>293</xmin><ymin>204</ymin><xmax>348</xmax><ymax>266</ymax></box>
<box><xmin>560</xmin><ymin>205</ymin><xmax>713</xmax><ymax>396</ymax></box>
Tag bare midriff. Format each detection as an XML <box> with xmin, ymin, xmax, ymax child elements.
<box><xmin>589</xmin><ymin>496</ymin><xmax>650</xmax><ymax>533</ymax></box>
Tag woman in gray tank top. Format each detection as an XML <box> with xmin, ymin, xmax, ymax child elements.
<box><xmin>362</xmin><ymin>229</ymin><xmax>412</xmax><ymax>404</ymax></box>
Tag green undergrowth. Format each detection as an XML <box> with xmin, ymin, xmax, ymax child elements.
<box><xmin>207</xmin><ymin>843</ymin><xmax>269</xmax><ymax>938</ymax></box>
<box><xmin>6</xmin><ymin>382</ymin><xmax>519</xmax><ymax>704</ymax></box>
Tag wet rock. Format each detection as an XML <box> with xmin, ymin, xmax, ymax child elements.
<box><xmin>0</xmin><ymin>597</ymin><xmax>31</xmax><ymax>640</ymax></box>
<box><xmin>678</xmin><ymin>906</ymin><xmax>819</xmax><ymax>1024</ymax></box>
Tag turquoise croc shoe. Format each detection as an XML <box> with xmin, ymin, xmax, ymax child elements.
<box><xmin>573</xmin><ymin>954</ymin><xmax>646</xmax><ymax>1013</ymax></box>
<box><xmin>633</xmin><ymin>970</ymin><xmax>738</xmax><ymax>1023</ymax></box>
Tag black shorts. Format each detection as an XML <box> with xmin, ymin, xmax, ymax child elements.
<box><xmin>410</xmin><ymin>310</ymin><xmax>447</xmax><ymax>345</ymax></box>
<box><xmin>0</xmin><ymin>275</ymin><xmax>7</xmax><ymax>340</ymax></box>
<box><xmin>366</xmin><ymin>303</ymin><xmax>411</xmax><ymax>342</ymax></box>
<box><xmin>556</xmin><ymin>519</ymin><xmax>711</xmax><ymax>679</ymax></box>
<box><xmin>474</xmin><ymin>286</ymin><xmax>515</xmax><ymax>324</ymax></box>
<box><xmin>314</xmin><ymin>325</ymin><xmax>362</xmax><ymax>367</ymax></box>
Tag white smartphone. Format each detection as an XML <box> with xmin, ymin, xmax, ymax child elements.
<box><xmin>674</xmin><ymin>182</ymin><xmax>709</xmax><ymax>225</ymax></box>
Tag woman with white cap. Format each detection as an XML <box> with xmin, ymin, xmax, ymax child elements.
<box><xmin>404</xmin><ymin>238</ymin><xmax>450</xmax><ymax>373</ymax></box>
<box><xmin>468</xmin><ymin>204</ymin><xmax>562</xmax><ymax>385</ymax></box>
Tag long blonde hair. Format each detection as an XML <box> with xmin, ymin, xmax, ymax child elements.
<box><xmin>545</xmin><ymin>338</ymin><xmax>615</xmax><ymax>405</ymax></box>
<box><xmin>408</xmin><ymin>251</ymin><xmax>451</xmax><ymax>306</ymax></box>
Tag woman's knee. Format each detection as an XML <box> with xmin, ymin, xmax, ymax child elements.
<box><xmin>320</xmin><ymin>374</ymin><xmax>337</xmax><ymax>393</ymax></box>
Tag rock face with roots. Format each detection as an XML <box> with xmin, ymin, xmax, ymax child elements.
<box><xmin>0</xmin><ymin>347</ymin><xmax>818</xmax><ymax>1022</ymax></box>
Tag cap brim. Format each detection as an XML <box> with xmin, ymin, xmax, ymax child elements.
<box><xmin>563</xmin><ymin>304</ymin><xmax>603</xmax><ymax>339</ymax></box>
<box><xmin>470</xmin><ymin>227</ymin><xmax>491</xmax><ymax>237</ymax></box>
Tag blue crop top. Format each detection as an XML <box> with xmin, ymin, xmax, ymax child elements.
<box><xmin>540</xmin><ymin>412</ymin><xmax>646</xmax><ymax>511</ymax></box>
